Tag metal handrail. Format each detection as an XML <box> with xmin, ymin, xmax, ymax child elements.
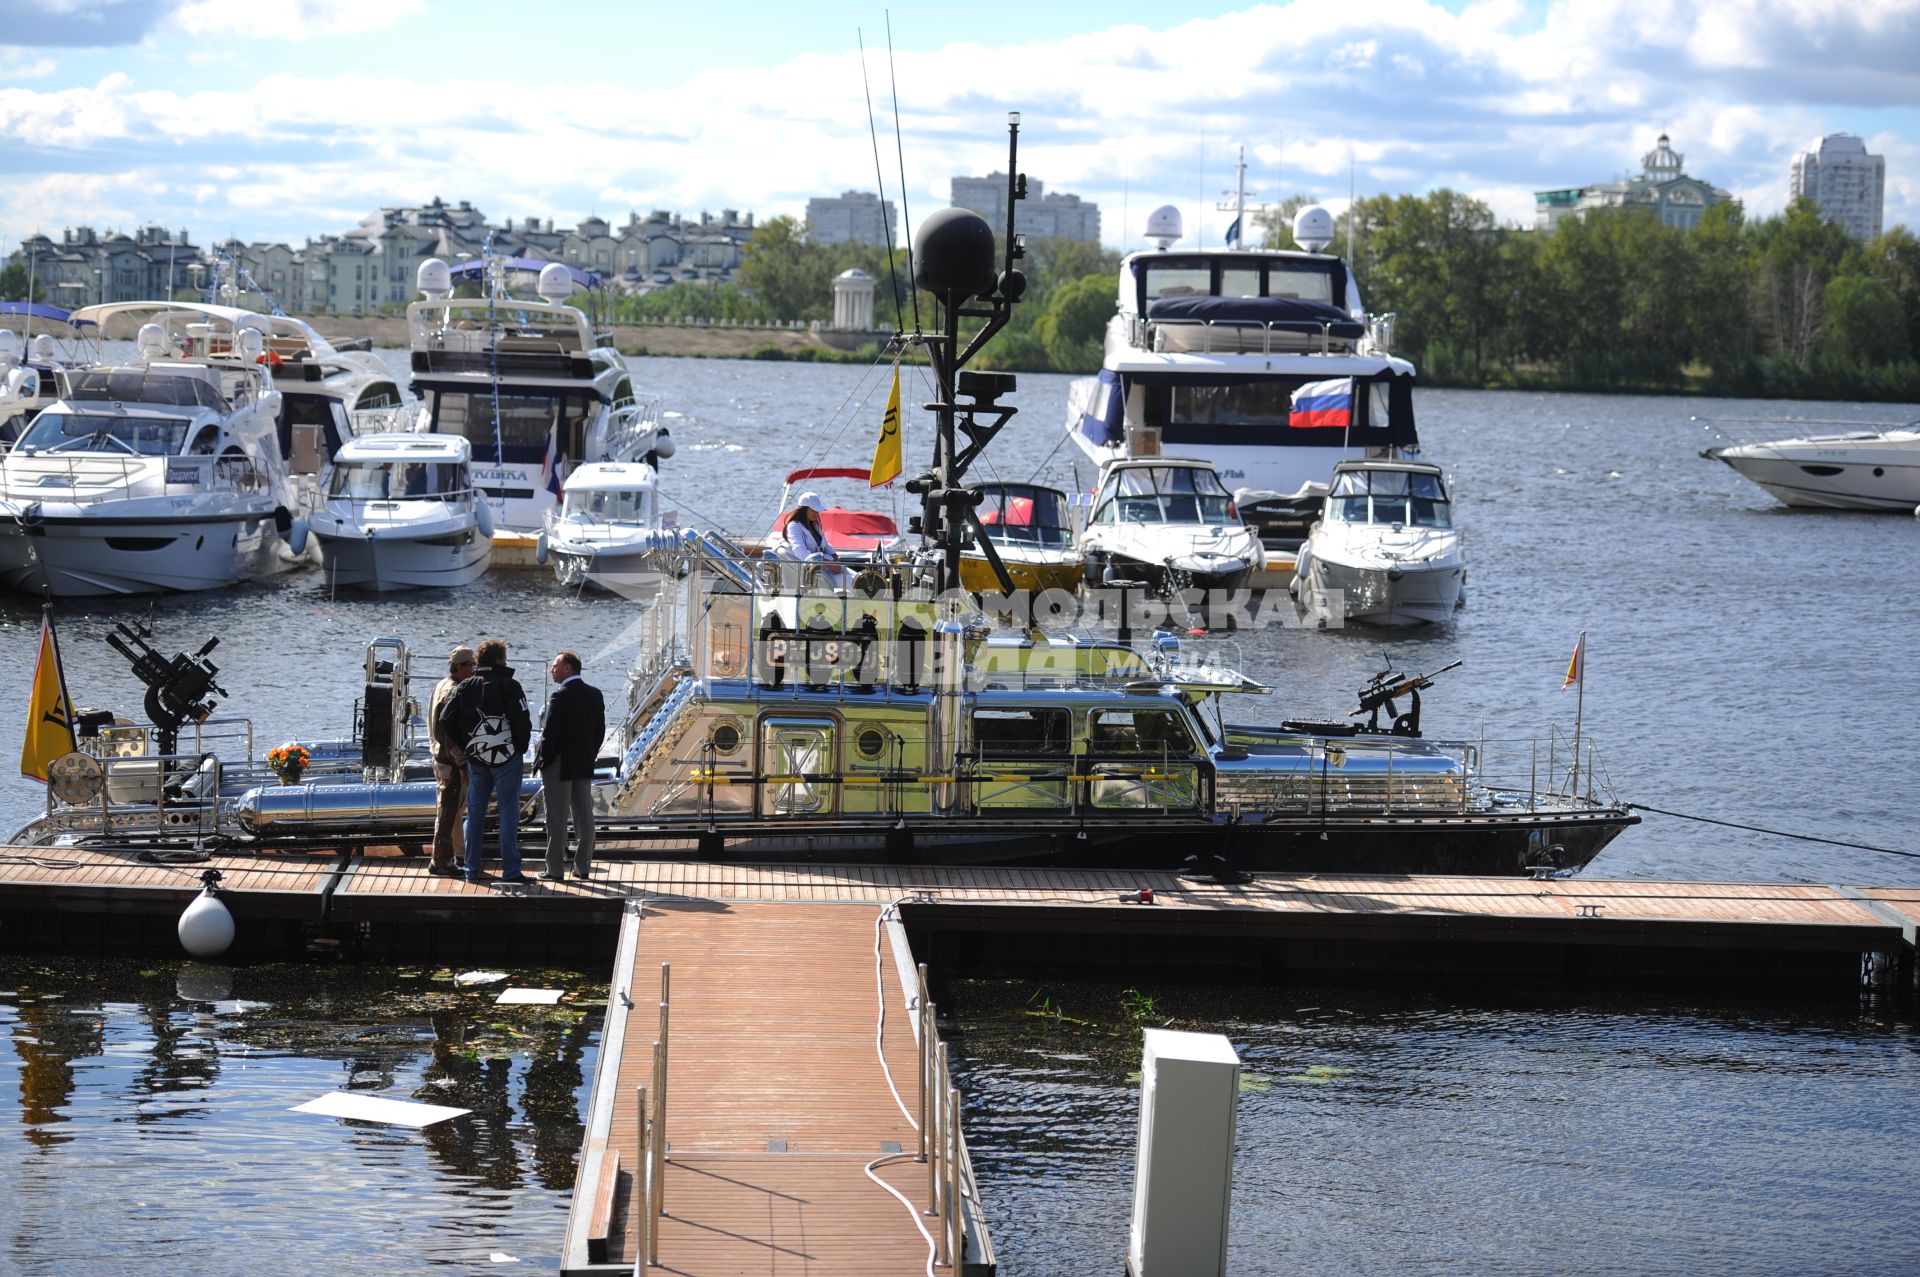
<box><xmin>913</xmin><ymin>979</ymin><xmax>986</xmax><ymax>1271</ymax></box>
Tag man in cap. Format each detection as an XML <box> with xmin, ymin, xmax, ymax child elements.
<box><xmin>426</xmin><ymin>644</ymin><xmax>477</xmax><ymax>876</ymax></box>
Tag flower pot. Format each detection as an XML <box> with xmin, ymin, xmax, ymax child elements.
<box><xmin>275</xmin><ymin>770</ymin><xmax>304</xmax><ymax>786</ymax></box>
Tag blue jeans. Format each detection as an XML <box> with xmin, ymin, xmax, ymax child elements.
<box><xmin>464</xmin><ymin>754</ymin><xmax>524</xmax><ymax>878</ymax></box>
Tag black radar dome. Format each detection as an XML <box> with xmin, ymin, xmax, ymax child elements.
<box><xmin>913</xmin><ymin>208</ymin><xmax>998</xmax><ymax>301</ymax></box>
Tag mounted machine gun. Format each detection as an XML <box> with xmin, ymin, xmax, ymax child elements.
<box><xmin>1351</xmin><ymin>660</ymin><xmax>1461</xmax><ymax>736</ymax></box>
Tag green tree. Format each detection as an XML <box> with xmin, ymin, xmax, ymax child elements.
<box><xmin>1819</xmin><ymin>274</ymin><xmax>1908</xmax><ymax>365</ymax></box>
<box><xmin>1251</xmin><ymin>194</ymin><xmax>1322</xmax><ymax>250</ymax></box>
<box><xmin>737</xmin><ymin>215</ymin><xmax>833</xmax><ymax>322</ymax></box>
<box><xmin>1750</xmin><ymin>197</ymin><xmax>1855</xmax><ymax>363</ymax></box>
<box><xmin>0</xmin><ymin>263</ymin><xmax>43</xmax><ymax>303</ymax></box>
<box><xmin>1682</xmin><ymin>201</ymin><xmax>1757</xmax><ymax>386</ymax></box>
<box><xmin>1858</xmin><ymin>227</ymin><xmax>1920</xmax><ymax>362</ymax></box>
<box><xmin>1034</xmin><ymin>273</ymin><xmax>1112</xmax><ymax>371</ymax></box>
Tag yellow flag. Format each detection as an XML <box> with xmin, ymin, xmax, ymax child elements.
<box><xmin>870</xmin><ymin>366</ymin><xmax>903</xmax><ymax>488</ymax></box>
<box><xmin>1561</xmin><ymin>633</ymin><xmax>1584</xmax><ymax>689</ymax></box>
<box><xmin>20</xmin><ymin>610</ymin><xmax>76</xmax><ymax>782</ymax></box>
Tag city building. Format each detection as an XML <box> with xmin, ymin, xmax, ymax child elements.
<box><xmin>6</xmin><ymin>225</ymin><xmax>203</xmax><ymax>307</ymax></box>
<box><xmin>805</xmin><ymin>191</ymin><xmax>898</xmax><ymax>247</ymax></box>
<box><xmin>950</xmin><ymin>173</ymin><xmax>1100</xmax><ymax>242</ymax></box>
<box><xmin>1790</xmin><ymin>134</ymin><xmax>1885</xmax><ymax>242</ymax></box>
<box><xmin>1534</xmin><ymin>134</ymin><xmax>1731</xmax><ymax>233</ymax></box>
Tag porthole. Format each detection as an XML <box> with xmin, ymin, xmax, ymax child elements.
<box><xmin>709</xmin><ymin>722</ymin><xmax>741</xmax><ymax>755</ymax></box>
<box><xmin>856</xmin><ymin>727</ymin><xmax>889</xmax><ymax>759</ymax></box>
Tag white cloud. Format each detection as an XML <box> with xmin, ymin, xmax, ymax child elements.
<box><xmin>173</xmin><ymin>0</ymin><xmax>423</xmax><ymax>39</ymax></box>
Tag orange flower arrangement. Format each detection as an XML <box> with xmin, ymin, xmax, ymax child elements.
<box><xmin>267</xmin><ymin>742</ymin><xmax>310</xmax><ymax>782</ymax></box>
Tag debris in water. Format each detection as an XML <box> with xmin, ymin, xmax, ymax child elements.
<box><xmin>291</xmin><ymin>1091</ymin><xmax>469</xmax><ymax>1127</ymax></box>
<box><xmin>495</xmin><ymin>988</ymin><xmax>564</xmax><ymax>1005</ymax></box>
<box><xmin>454</xmin><ymin>971</ymin><xmax>509</xmax><ymax>987</ymax></box>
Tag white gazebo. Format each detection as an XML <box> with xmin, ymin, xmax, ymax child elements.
<box><xmin>831</xmin><ymin>268</ymin><xmax>877</xmax><ymax>331</ymax></box>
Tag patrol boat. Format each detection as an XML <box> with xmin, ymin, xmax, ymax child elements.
<box><xmin>10</xmin><ymin>120</ymin><xmax>1634</xmax><ymax>877</ymax></box>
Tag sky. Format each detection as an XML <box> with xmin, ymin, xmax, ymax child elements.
<box><xmin>1</xmin><ymin>0</ymin><xmax>1915</xmax><ymax>257</ymax></box>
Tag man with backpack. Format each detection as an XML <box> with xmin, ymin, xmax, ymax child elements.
<box><xmin>437</xmin><ymin>637</ymin><xmax>534</xmax><ymax>885</ymax></box>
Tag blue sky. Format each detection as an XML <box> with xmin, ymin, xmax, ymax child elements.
<box><xmin>2</xmin><ymin>0</ymin><xmax>1914</xmax><ymax>255</ymax></box>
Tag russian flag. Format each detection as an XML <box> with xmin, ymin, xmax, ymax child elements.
<box><xmin>539</xmin><ymin>423</ymin><xmax>563</xmax><ymax>499</ymax></box>
<box><xmin>1290</xmin><ymin>377</ymin><xmax>1354</xmax><ymax>429</ymax></box>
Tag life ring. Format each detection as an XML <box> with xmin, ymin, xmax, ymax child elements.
<box><xmin>256</xmin><ymin>350</ymin><xmax>283</xmax><ymax>368</ymax></box>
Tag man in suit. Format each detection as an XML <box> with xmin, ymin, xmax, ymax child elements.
<box><xmin>535</xmin><ymin>648</ymin><xmax>606</xmax><ymax>881</ymax></box>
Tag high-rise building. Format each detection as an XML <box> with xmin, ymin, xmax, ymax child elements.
<box><xmin>805</xmin><ymin>191</ymin><xmax>898</xmax><ymax>247</ymax></box>
<box><xmin>950</xmin><ymin>173</ymin><xmax>1100</xmax><ymax>242</ymax></box>
<box><xmin>1790</xmin><ymin>134</ymin><xmax>1885</xmax><ymax>242</ymax></box>
<box><xmin>1534</xmin><ymin>133</ymin><xmax>1731</xmax><ymax>233</ymax></box>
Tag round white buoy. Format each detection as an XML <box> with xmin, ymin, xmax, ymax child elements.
<box><xmin>179</xmin><ymin>871</ymin><xmax>235</xmax><ymax>958</ymax></box>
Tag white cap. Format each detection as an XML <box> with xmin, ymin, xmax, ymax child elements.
<box><xmin>796</xmin><ymin>491</ymin><xmax>824</xmax><ymax>511</ymax></box>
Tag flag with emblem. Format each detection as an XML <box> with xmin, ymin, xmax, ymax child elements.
<box><xmin>870</xmin><ymin>366</ymin><xmax>903</xmax><ymax>488</ymax></box>
<box><xmin>20</xmin><ymin>606</ymin><xmax>76</xmax><ymax>782</ymax></box>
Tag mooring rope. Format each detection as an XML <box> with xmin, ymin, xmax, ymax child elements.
<box><xmin>1626</xmin><ymin>802</ymin><xmax>1918</xmax><ymax>860</ymax></box>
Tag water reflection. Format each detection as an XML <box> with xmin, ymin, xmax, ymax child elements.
<box><xmin>945</xmin><ymin>979</ymin><xmax>1920</xmax><ymax>1277</ymax></box>
<box><xmin>0</xmin><ymin>957</ymin><xmax>604</xmax><ymax>1273</ymax></box>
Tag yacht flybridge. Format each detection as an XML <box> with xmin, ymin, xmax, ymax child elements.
<box><xmin>405</xmin><ymin>256</ymin><xmax>674</xmax><ymax>547</ymax></box>
<box><xmin>1065</xmin><ymin>198</ymin><xmax>1418</xmax><ymax>559</ymax></box>
<box><xmin>11</xmin><ymin>118</ymin><xmax>1635</xmax><ymax>878</ymax></box>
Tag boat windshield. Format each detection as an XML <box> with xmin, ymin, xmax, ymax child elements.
<box><xmin>425</xmin><ymin>388</ymin><xmax>598</xmax><ymax>458</ymax></box>
<box><xmin>1094</xmin><ymin>466</ymin><xmax>1235</xmax><ymax>525</ymax></box>
<box><xmin>565</xmin><ymin>488</ymin><xmax>651</xmax><ymax>522</ymax></box>
<box><xmin>1325</xmin><ymin>468</ymin><xmax>1451</xmax><ymax>527</ymax></box>
<box><xmin>976</xmin><ymin>486</ymin><xmax>1071</xmax><ymax>546</ymax></box>
<box><xmin>328</xmin><ymin>460</ymin><xmax>468</xmax><ymax>499</ymax></box>
<box><xmin>17</xmin><ymin>410</ymin><xmax>194</xmax><ymax>456</ymax></box>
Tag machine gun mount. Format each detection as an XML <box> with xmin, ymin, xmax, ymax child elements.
<box><xmin>104</xmin><ymin>616</ymin><xmax>227</xmax><ymax>758</ymax></box>
<box><xmin>1351</xmin><ymin>660</ymin><xmax>1462</xmax><ymax>737</ymax></box>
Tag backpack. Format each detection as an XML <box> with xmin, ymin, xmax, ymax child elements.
<box><xmin>460</xmin><ymin>675</ymin><xmax>516</xmax><ymax>767</ymax></box>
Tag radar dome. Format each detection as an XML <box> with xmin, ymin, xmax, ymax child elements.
<box><xmin>237</xmin><ymin>327</ymin><xmax>264</xmax><ymax>359</ymax></box>
<box><xmin>417</xmin><ymin>258</ymin><xmax>452</xmax><ymax>299</ymax></box>
<box><xmin>136</xmin><ymin>323</ymin><xmax>171</xmax><ymax>361</ymax></box>
<box><xmin>30</xmin><ymin>334</ymin><xmax>57</xmax><ymax>363</ymax></box>
<box><xmin>537</xmin><ymin>262</ymin><xmax>575</xmax><ymax>303</ymax></box>
<box><xmin>0</xmin><ymin>330</ymin><xmax>19</xmax><ymax>365</ymax></box>
<box><xmin>913</xmin><ymin>208</ymin><xmax>998</xmax><ymax>302</ymax></box>
<box><xmin>1293</xmin><ymin>205</ymin><xmax>1335</xmax><ymax>254</ymax></box>
<box><xmin>1145</xmin><ymin>205</ymin><xmax>1183</xmax><ymax>250</ymax></box>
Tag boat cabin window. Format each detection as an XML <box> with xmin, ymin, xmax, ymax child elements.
<box><xmin>1325</xmin><ymin>468</ymin><xmax>1451</xmax><ymax>527</ymax></box>
<box><xmin>1089</xmin><ymin>708</ymin><xmax>1194</xmax><ymax>755</ymax></box>
<box><xmin>972</xmin><ymin>708</ymin><xmax>1071</xmax><ymax>757</ymax></box>
<box><xmin>426</xmin><ymin>388</ymin><xmax>598</xmax><ymax>458</ymax></box>
<box><xmin>566</xmin><ymin>487</ymin><xmax>652</xmax><ymax>521</ymax></box>
<box><xmin>976</xmin><ymin>487</ymin><xmax>1070</xmax><ymax>546</ymax></box>
<box><xmin>18</xmin><ymin>410</ymin><xmax>192</xmax><ymax>456</ymax></box>
<box><xmin>1141</xmin><ymin>265</ymin><xmax>1212</xmax><ymax>301</ymax></box>
<box><xmin>355</xmin><ymin>382</ymin><xmax>403</xmax><ymax>411</ymax></box>
<box><xmin>1267</xmin><ymin>266</ymin><xmax>1336</xmax><ymax>304</ymax></box>
<box><xmin>1092</xmin><ymin>466</ymin><xmax>1235</xmax><ymax>525</ymax></box>
<box><xmin>1171</xmin><ymin>382</ymin><xmax>1294</xmax><ymax>427</ymax></box>
<box><xmin>63</xmin><ymin>368</ymin><xmax>223</xmax><ymax>410</ymax></box>
<box><xmin>329</xmin><ymin>460</ymin><xmax>467</xmax><ymax>499</ymax></box>
<box><xmin>1221</xmin><ymin>266</ymin><xmax>1261</xmax><ymax>298</ymax></box>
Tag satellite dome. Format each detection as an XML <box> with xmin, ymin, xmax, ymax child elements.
<box><xmin>1145</xmin><ymin>205</ymin><xmax>1183</xmax><ymax>250</ymax></box>
<box><xmin>136</xmin><ymin>323</ymin><xmax>170</xmax><ymax>361</ymax></box>
<box><xmin>237</xmin><ymin>326</ymin><xmax>265</xmax><ymax>359</ymax></box>
<box><xmin>417</xmin><ymin>258</ymin><xmax>452</xmax><ymax>299</ymax></box>
<box><xmin>30</xmin><ymin>334</ymin><xmax>57</xmax><ymax>363</ymax></box>
<box><xmin>1293</xmin><ymin>205</ymin><xmax>1335</xmax><ymax>254</ymax></box>
<box><xmin>537</xmin><ymin>262</ymin><xmax>575</xmax><ymax>303</ymax></box>
<box><xmin>913</xmin><ymin>208</ymin><xmax>998</xmax><ymax>301</ymax></box>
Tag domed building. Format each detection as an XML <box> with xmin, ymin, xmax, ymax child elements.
<box><xmin>1534</xmin><ymin>133</ymin><xmax>1732</xmax><ymax>233</ymax></box>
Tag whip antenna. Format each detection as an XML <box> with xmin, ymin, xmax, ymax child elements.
<box><xmin>885</xmin><ymin>12</ymin><xmax>920</xmax><ymax>335</ymax></box>
<box><xmin>857</xmin><ymin>31</ymin><xmax>905</xmax><ymax>339</ymax></box>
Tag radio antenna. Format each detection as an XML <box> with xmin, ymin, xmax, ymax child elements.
<box><xmin>885</xmin><ymin>12</ymin><xmax>921</xmax><ymax>335</ymax></box>
<box><xmin>857</xmin><ymin>31</ymin><xmax>905</xmax><ymax>339</ymax></box>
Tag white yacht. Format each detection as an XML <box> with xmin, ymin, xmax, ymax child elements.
<box><xmin>1702</xmin><ymin>420</ymin><xmax>1920</xmax><ymax>511</ymax></box>
<box><xmin>1078</xmin><ymin>456</ymin><xmax>1263</xmax><ymax>594</ymax></box>
<box><xmin>0</xmin><ymin>307</ymin><xmax>301</xmax><ymax>596</ymax></box>
<box><xmin>0</xmin><ymin>304</ymin><xmax>97</xmax><ymax>451</ymax></box>
<box><xmin>1064</xmin><ymin>200</ymin><xmax>1418</xmax><ymax>568</ymax></box>
<box><xmin>1292</xmin><ymin>459</ymin><xmax>1465</xmax><ymax>626</ymax></box>
<box><xmin>405</xmin><ymin>256</ymin><xmax>674</xmax><ymax>552</ymax></box>
<box><xmin>540</xmin><ymin>460</ymin><xmax>668</xmax><ymax>592</ymax></box>
<box><xmin>309</xmin><ymin>433</ymin><xmax>492</xmax><ymax>591</ymax></box>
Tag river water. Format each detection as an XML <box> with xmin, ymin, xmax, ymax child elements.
<box><xmin>0</xmin><ymin>356</ymin><xmax>1916</xmax><ymax>1272</ymax></box>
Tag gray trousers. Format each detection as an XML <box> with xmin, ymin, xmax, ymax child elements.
<box><xmin>542</xmin><ymin>768</ymin><xmax>596</xmax><ymax>875</ymax></box>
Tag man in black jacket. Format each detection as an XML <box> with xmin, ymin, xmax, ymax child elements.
<box><xmin>535</xmin><ymin>648</ymin><xmax>606</xmax><ymax>880</ymax></box>
<box><xmin>438</xmin><ymin>637</ymin><xmax>534</xmax><ymax>885</ymax></box>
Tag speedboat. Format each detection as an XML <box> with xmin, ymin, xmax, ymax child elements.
<box><xmin>1702</xmin><ymin>420</ymin><xmax>1920</xmax><ymax>511</ymax></box>
<box><xmin>405</xmin><ymin>256</ymin><xmax>674</xmax><ymax>555</ymax></box>
<box><xmin>1077</xmin><ymin>456</ymin><xmax>1263</xmax><ymax>593</ymax></box>
<box><xmin>960</xmin><ymin>482</ymin><xmax>1085</xmax><ymax>594</ymax></box>
<box><xmin>540</xmin><ymin>460</ymin><xmax>668</xmax><ymax>593</ymax></box>
<box><xmin>1293</xmin><ymin>460</ymin><xmax>1465</xmax><ymax>626</ymax></box>
<box><xmin>309</xmin><ymin>432</ymin><xmax>492</xmax><ymax>591</ymax></box>
<box><xmin>0</xmin><ymin>304</ymin><xmax>97</xmax><ymax>452</ymax></box>
<box><xmin>0</xmin><ymin>307</ymin><xmax>303</xmax><ymax>596</ymax></box>
<box><xmin>1064</xmin><ymin>195</ymin><xmax>1419</xmax><ymax>571</ymax></box>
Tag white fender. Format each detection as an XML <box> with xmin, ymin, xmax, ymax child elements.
<box><xmin>475</xmin><ymin>499</ymin><xmax>496</xmax><ymax>539</ymax></box>
<box><xmin>178</xmin><ymin>886</ymin><xmax>235</xmax><ymax>958</ymax></box>
<box><xmin>534</xmin><ymin>527</ymin><xmax>548</xmax><ymax>565</ymax></box>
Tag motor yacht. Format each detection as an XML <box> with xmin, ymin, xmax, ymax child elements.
<box><xmin>540</xmin><ymin>460</ymin><xmax>668</xmax><ymax>593</ymax></box>
<box><xmin>0</xmin><ymin>306</ymin><xmax>302</xmax><ymax>596</ymax></box>
<box><xmin>1077</xmin><ymin>456</ymin><xmax>1263</xmax><ymax>595</ymax></box>
<box><xmin>405</xmin><ymin>256</ymin><xmax>674</xmax><ymax>554</ymax></box>
<box><xmin>1064</xmin><ymin>195</ymin><xmax>1419</xmax><ymax>572</ymax></box>
<box><xmin>960</xmin><ymin>482</ymin><xmax>1085</xmax><ymax>594</ymax></box>
<box><xmin>0</xmin><ymin>304</ymin><xmax>97</xmax><ymax>452</ymax></box>
<box><xmin>1702</xmin><ymin>420</ymin><xmax>1920</xmax><ymax>511</ymax></box>
<box><xmin>1292</xmin><ymin>459</ymin><xmax>1465</xmax><ymax>626</ymax></box>
<box><xmin>309</xmin><ymin>432</ymin><xmax>492</xmax><ymax>591</ymax></box>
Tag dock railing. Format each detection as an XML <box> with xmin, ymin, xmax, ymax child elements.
<box><xmin>630</xmin><ymin>962</ymin><xmax>670</xmax><ymax>1269</ymax></box>
<box><xmin>916</xmin><ymin>962</ymin><xmax>990</xmax><ymax>1272</ymax></box>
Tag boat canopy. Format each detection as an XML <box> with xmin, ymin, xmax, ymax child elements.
<box><xmin>1146</xmin><ymin>294</ymin><xmax>1364</xmax><ymax>340</ymax></box>
<box><xmin>0</xmin><ymin>301</ymin><xmax>92</xmax><ymax>329</ymax></box>
<box><xmin>448</xmin><ymin>258</ymin><xmax>601</xmax><ymax>292</ymax></box>
<box><xmin>336</xmin><ymin>432</ymin><xmax>471</xmax><ymax>464</ymax></box>
<box><xmin>784</xmin><ymin>465</ymin><xmax>875</xmax><ymax>485</ymax></box>
<box><xmin>563</xmin><ymin>461</ymin><xmax>657</xmax><ymax>493</ymax></box>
